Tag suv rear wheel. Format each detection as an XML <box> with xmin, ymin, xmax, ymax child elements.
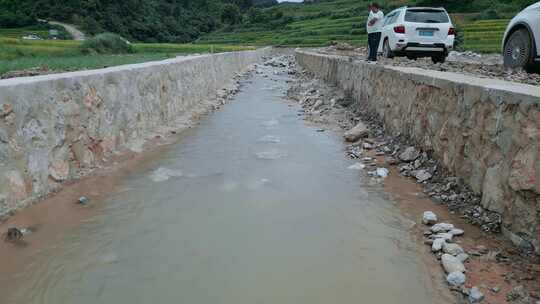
<box><xmin>503</xmin><ymin>28</ymin><xmax>534</xmax><ymax>71</ymax></box>
<box><xmin>383</xmin><ymin>39</ymin><xmax>394</xmax><ymax>59</ymax></box>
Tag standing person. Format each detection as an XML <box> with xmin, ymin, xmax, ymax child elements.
<box><xmin>366</xmin><ymin>3</ymin><xmax>384</xmax><ymax>62</ymax></box>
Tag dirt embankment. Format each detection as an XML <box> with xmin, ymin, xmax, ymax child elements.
<box><xmin>286</xmin><ymin>55</ymin><xmax>540</xmax><ymax>304</ymax></box>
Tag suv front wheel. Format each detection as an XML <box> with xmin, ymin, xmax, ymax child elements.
<box><xmin>431</xmin><ymin>54</ymin><xmax>446</xmax><ymax>64</ymax></box>
<box><xmin>503</xmin><ymin>28</ymin><xmax>534</xmax><ymax>71</ymax></box>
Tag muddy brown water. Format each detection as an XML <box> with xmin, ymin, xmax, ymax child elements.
<box><xmin>3</xmin><ymin>63</ymin><xmax>438</xmax><ymax>304</ymax></box>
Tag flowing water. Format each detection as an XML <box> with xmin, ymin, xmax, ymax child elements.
<box><xmin>8</xmin><ymin>59</ymin><xmax>435</xmax><ymax>304</ymax></box>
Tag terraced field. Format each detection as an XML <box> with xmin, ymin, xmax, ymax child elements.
<box><xmin>460</xmin><ymin>19</ymin><xmax>509</xmax><ymax>53</ymax></box>
<box><xmin>198</xmin><ymin>0</ymin><xmax>512</xmax><ymax>54</ymax></box>
<box><xmin>199</xmin><ymin>16</ymin><xmax>509</xmax><ymax>53</ymax></box>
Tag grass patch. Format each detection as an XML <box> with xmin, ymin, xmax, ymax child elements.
<box><xmin>0</xmin><ymin>37</ymin><xmax>255</xmax><ymax>77</ymax></box>
<box><xmin>0</xmin><ymin>53</ymin><xmax>173</xmax><ymax>76</ymax></box>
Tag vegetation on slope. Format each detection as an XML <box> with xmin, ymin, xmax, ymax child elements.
<box><xmin>198</xmin><ymin>0</ymin><xmax>534</xmax><ymax>52</ymax></box>
<box><xmin>0</xmin><ymin>0</ymin><xmax>272</xmax><ymax>43</ymax></box>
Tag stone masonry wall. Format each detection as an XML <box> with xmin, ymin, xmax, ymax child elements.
<box><xmin>0</xmin><ymin>48</ymin><xmax>271</xmax><ymax>218</ymax></box>
<box><xmin>296</xmin><ymin>50</ymin><xmax>540</xmax><ymax>255</ymax></box>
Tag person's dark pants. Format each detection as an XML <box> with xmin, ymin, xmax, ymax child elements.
<box><xmin>367</xmin><ymin>32</ymin><xmax>382</xmax><ymax>61</ymax></box>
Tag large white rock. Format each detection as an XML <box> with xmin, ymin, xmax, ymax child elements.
<box><xmin>432</xmin><ymin>232</ymin><xmax>453</xmax><ymax>242</ymax></box>
<box><xmin>449</xmin><ymin>228</ymin><xmax>464</xmax><ymax>236</ymax></box>
<box><xmin>431</xmin><ymin>223</ymin><xmax>454</xmax><ymax>233</ymax></box>
<box><xmin>415</xmin><ymin>170</ymin><xmax>433</xmax><ymax>183</ymax></box>
<box><xmin>456</xmin><ymin>253</ymin><xmax>469</xmax><ymax>262</ymax></box>
<box><xmin>446</xmin><ymin>271</ymin><xmax>466</xmax><ymax>287</ymax></box>
<box><xmin>399</xmin><ymin>147</ymin><xmax>420</xmax><ymax>162</ymax></box>
<box><xmin>422</xmin><ymin>211</ymin><xmax>438</xmax><ymax>225</ymax></box>
<box><xmin>469</xmin><ymin>286</ymin><xmax>485</xmax><ymax>303</ymax></box>
<box><xmin>376</xmin><ymin>167</ymin><xmax>389</xmax><ymax>178</ymax></box>
<box><xmin>441</xmin><ymin>254</ymin><xmax>466</xmax><ymax>273</ymax></box>
<box><xmin>343</xmin><ymin>122</ymin><xmax>369</xmax><ymax>142</ymax></box>
<box><xmin>443</xmin><ymin>243</ymin><xmax>465</xmax><ymax>256</ymax></box>
<box><xmin>432</xmin><ymin>238</ymin><xmax>445</xmax><ymax>252</ymax></box>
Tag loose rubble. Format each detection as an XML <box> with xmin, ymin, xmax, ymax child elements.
<box><xmin>318</xmin><ymin>46</ymin><xmax>540</xmax><ymax>87</ymax></box>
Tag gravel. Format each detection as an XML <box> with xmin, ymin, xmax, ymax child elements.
<box><xmin>318</xmin><ymin>46</ymin><xmax>540</xmax><ymax>87</ymax></box>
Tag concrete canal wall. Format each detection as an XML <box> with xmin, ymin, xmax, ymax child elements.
<box><xmin>296</xmin><ymin>49</ymin><xmax>540</xmax><ymax>255</ymax></box>
<box><xmin>0</xmin><ymin>48</ymin><xmax>271</xmax><ymax>218</ymax></box>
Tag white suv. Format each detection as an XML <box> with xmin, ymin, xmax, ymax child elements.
<box><xmin>502</xmin><ymin>2</ymin><xmax>540</xmax><ymax>72</ymax></box>
<box><xmin>378</xmin><ymin>7</ymin><xmax>455</xmax><ymax>63</ymax></box>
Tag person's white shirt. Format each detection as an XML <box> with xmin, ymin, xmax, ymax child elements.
<box><xmin>366</xmin><ymin>10</ymin><xmax>384</xmax><ymax>33</ymax></box>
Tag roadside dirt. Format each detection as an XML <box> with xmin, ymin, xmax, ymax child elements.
<box><xmin>318</xmin><ymin>45</ymin><xmax>540</xmax><ymax>87</ymax></box>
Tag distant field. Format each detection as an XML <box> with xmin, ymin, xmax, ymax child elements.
<box><xmin>459</xmin><ymin>19</ymin><xmax>509</xmax><ymax>53</ymax></box>
<box><xmin>0</xmin><ymin>37</ymin><xmax>254</xmax><ymax>77</ymax></box>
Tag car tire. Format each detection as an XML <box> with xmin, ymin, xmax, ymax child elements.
<box><xmin>431</xmin><ymin>54</ymin><xmax>446</xmax><ymax>64</ymax></box>
<box><xmin>383</xmin><ymin>39</ymin><xmax>394</xmax><ymax>59</ymax></box>
<box><xmin>503</xmin><ymin>28</ymin><xmax>534</xmax><ymax>71</ymax></box>
<box><xmin>406</xmin><ymin>55</ymin><xmax>417</xmax><ymax>61</ymax></box>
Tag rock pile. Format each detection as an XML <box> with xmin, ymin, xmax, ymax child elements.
<box><xmin>318</xmin><ymin>47</ymin><xmax>540</xmax><ymax>87</ymax></box>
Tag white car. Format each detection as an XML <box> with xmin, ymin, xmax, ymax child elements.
<box><xmin>502</xmin><ymin>1</ymin><xmax>540</xmax><ymax>71</ymax></box>
<box><xmin>21</xmin><ymin>34</ymin><xmax>42</xmax><ymax>40</ymax></box>
<box><xmin>378</xmin><ymin>7</ymin><xmax>455</xmax><ymax>63</ymax></box>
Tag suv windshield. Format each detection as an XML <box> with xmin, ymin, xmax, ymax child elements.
<box><xmin>405</xmin><ymin>9</ymin><xmax>449</xmax><ymax>23</ymax></box>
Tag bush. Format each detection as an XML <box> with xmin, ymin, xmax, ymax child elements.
<box><xmin>81</xmin><ymin>33</ymin><xmax>133</xmax><ymax>54</ymax></box>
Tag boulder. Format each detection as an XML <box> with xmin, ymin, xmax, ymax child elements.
<box><xmin>443</xmin><ymin>243</ymin><xmax>464</xmax><ymax>256</ymax></box>
<box><xmin>431</xmin><ymin>223</ymin><xmax>454</xmax><ymax>233</ymax></box>
<box><xmin>446</xmin><ymin>271</ymin><xmax>466</xmax><ymax>287</ymax></box>
<box><xmin>468</xmin><ymin>286</ymin><xmax>484</xmax><ymax>303</ymax></box>
<box><xmin>399</xmin><ymin>147</ymin><xmax>420</xmax><ymax>162</ymax></box>
<box><xmin>432</xmin><ymin>232</ymin><xmax>453</xmax><ymax>242</ymax></box>
<box><xmin>432</xmin><ymin>238</ymin><xmax>445</xmax><ymax>252</ymax></box>
<box><xmin>343</xmin><ymin>122</ymin><xmax>369</xmax><ymax>142</ymax></box>
<box><xmin>456</xmin><ymin>253</ymin><xmax>469</xmax><ymax>263</ymax></box>
<box><xmin>441</xmin><ymin>254</ymin><xmax>465</xmax><ymax>273</ymax></box>
<box><xmin>415</xmin><ymin>170</ymin><xmax>433</xmax><ymax>183</ymax></box>
<box><xmin>508</xmin><ymin>144</ymin><xmax>539</xmax><ymax>194</ymax></box>
<box><xmin>422</xmin><ymin>211</ymin><xmax>438</xmax><ymax>225</ymax></box>
<box><xmin>376</xmin><ymin>167</ymin><xmax>389</xmax><ymax>178</ymax></box>
<box><xmin>449</xmin><ymin>228</ymin><xmax>464</xmax><ymax>236</ymax></box>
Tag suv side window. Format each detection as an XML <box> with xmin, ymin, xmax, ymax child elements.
<box><xmin>390</xmin><ymin>11</ymin><xmax>401</xmax><ymax>24</ymax></box>
<box><xmin>383</xmin><ymin>12</ymin><xmax>396</xmax><ymax>26</ymax></box>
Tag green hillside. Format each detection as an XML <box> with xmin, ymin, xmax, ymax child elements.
<box><xmin>197</xmin><ymin>0</ymin><xmax>525</xmax><ymax>53</ymax></box>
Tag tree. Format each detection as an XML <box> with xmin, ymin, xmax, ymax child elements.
<box><xmin>221</xmin><ymin>3</ymin><xmax>241</xmax><ymax>24</ymax></box>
